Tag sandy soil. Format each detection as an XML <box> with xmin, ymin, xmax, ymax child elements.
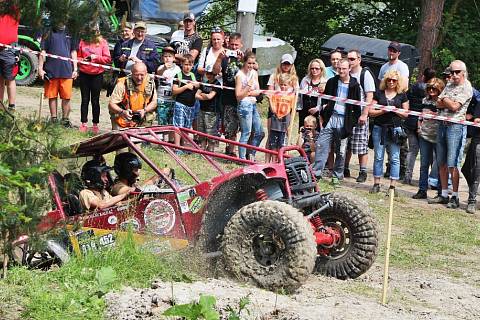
<box><xmin>104</xmin><ymin>263</ymin><xmax>480</xmax><ymax>320</ymax></box>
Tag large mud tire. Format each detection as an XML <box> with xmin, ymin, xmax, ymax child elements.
<box><xmin>222</xmin><ymin>200</ymin><xmax>316</xmax><ymax>292</ymax></box>
<box><xmin>15</xmin><ymin>48</ymin><xmax>38</xmax><ymax>86</ymax></box>
<box><xmin>314</xmin><ymin>192</ymin><xmax>379</xmax><ymax>279</ymax></box>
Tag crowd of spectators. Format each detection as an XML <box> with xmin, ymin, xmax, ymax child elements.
<box><xmin>1</xmin><ymin>10</ymin><xmax>479</xmax><ymax>215</ymax></box>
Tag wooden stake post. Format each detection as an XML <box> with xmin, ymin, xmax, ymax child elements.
<box><xmin>382</xmin><ymin>187</ymin><xmax>395</xmax><ymax>304</ymax></box>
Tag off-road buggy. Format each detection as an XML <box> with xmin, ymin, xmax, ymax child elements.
<box><xmin>13</xmin><ymin>126</ymin><xmax>379</xmax><ymax>292</ymax></box>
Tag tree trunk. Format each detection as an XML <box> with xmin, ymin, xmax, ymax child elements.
<box><xmin>416</xmin><ymin>0</ymin><xmax>446</xmax><ymax>75</ymax></box>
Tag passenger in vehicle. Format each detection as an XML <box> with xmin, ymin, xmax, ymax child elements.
<box><xmin>111</xmin><ymin>152</ymin><xmax>173</xmax><ymax>196</ymax></box>
<box><xmin>79</xmin><ymin>160</ymin><xmax>128</xmax><ymax>211</ymax></box>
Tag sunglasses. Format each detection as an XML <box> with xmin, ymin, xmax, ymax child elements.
<box><xmin>426</xmin><ymin>86</ymin><xmax>439</xmax><ymax>91</ymax></box>
<box><xmin>310</xmin><ymin>67</ymin><xmax>321</xmax><ymax>70</ymax></box>
<box><xmin>211</xmin><ymin>26</ymin><xmax>222</xmax><ymax>33</ymax></box>
<box><xmin>347</xmin><ymin>57</ymin><xmax>357</xmax><ymax>61</ymax></box>
<box><xmin>450</xmin><ymin>70</ymin><xmax>464</xmax><ymax>75</ymax></box>
<box><xmin>386</xmin><ymin>78</ymin><xmax>398</xmax><ymax>83</ymax></box>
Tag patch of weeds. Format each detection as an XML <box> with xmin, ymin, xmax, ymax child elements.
<box><xmin>3</xmin><ymin>232</ymin><xmax>191</xmax><ymax>319</ymax></box>
<box><xmin>163</xmin><ymin>294</ymin><xmax>220</xmax><ymax>320</ymax></box>
<box><xmin>343</xmin><ymin>282</ymin><xmax>379</xmax><ymax>298</ymax></box>
<box><xmin>225</xmin><ymin>295</ymin><xmax>251</xmax><ymax>320</ymax></box>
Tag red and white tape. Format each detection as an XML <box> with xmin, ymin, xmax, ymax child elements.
<box><xmin>3</xmin><ymin>42</ymin><xmax>479</xmax><ymax>128</ymax></box>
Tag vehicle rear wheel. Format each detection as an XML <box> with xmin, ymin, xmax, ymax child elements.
<box><xmin>314</xmin><ymin>192</ymin><xmax>379</xmax><ymax>279</ymax></box>
<box><xmin>222</xmin><ymin>200</ymin><xmax>316</xmax><ymax>292</ymax></box>
<box><xmin>15</xmin><ymin>48</ymin><xmax>38</xmax><ymax>86</ymax></box>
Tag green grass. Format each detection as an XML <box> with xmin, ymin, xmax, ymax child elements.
<box><xmin>363</xmin><ymin>189</ymin><xmax>480</xmax><ymax>276</ymax></box>
<box><xmin>0</xmin><ymin>233</ymin><xmax>192</xmax><ymax>320</ymax></box>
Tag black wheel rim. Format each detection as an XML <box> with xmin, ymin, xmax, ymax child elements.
<box><xmin>319</xmin><ymin>217</ymin><xmax>351</xmax><ymax>259</ymax></box>
<box><xmin>252</xmin><ymin>227</ymin><xmax>285</xmax><ymax>267</ymax></box>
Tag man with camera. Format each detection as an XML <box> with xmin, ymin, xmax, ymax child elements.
<box><xmin>108</xmin><ymin>62</ymin><xmax>157</xmax><ymax>129</ymax></box>
<box><xmin>212</xmin><ymin>32</ymin><xmax>244</xmax><ymax>156</ymax></box>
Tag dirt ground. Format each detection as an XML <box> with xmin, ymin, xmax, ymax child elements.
<box><xmin>12</xmin><ymin>85</ymin><xmax>480</xmax><ymax>320</ymax></box>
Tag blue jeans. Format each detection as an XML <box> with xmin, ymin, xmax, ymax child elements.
<box><xmin>312</xmin><ymin>113</ymin><xmax>348</xmax><ymax>179</ymax></box>
<box><xmin>436</xmin><ymin>123</ymin><xmax>465</xmax><ymax>167</ymax></box>
<box><xmin>372</xmin><ymin>125</ymin><xmax>402</xmax><ymax>180</ymax></box>
<box><xmin>418</xmin><ymin>136</ymin><xmax>438</xmax><ymax>192</ymax></box>
<box><xmin>237</xmin><ymin>100</ymin><xmax>264</xmax><ymax>159</ymax></box>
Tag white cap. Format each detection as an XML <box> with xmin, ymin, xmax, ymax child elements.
<box><xmin>281</xmin><ymin>53</ymin><xmax>294</xmax><ymax>64</ymax></box>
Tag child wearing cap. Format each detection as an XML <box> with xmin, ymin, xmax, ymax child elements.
<box><xmin>195</xmin><ymin>66</ymin><xmax>221</xmax><ymax>151</ymax></box>
<box><xmin>156</xmin><ymin>46</ymin><xmax>181</xmax><ymax>126</ymax></box>
<box><xmin>266</xmin><ymin>73</ymin><xmax>296</xmax><ymax>162</ymax></box>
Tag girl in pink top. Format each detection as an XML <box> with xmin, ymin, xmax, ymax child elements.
<box><xmin>77</xmin><ymin>24</ymin><xmax>111</xmax><ymax>134</ymax></box>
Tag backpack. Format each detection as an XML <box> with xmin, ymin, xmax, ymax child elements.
<box><xmin>360</xmin><ymin>67</ymin><xmax>379</xmax><ymax>94</ymax></box>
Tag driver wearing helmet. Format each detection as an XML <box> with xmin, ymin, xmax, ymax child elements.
<box><xmin>111</xmin><ymin>152</ymin><xmax>163</xmax><ymax>196</ymax></box>
<box><xmin>79</xmin><ymin>160</ymin><xmax>128</xmax><ymax>211</ymax></box>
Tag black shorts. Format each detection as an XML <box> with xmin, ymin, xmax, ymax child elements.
<box><xmin>268</xmin><ymin>130</ymin><xmax>287</xmax><ymax>150</ymax></box>
<box><xmin>0</xmin><ymin>49</ymin><xmax>16</xmax><ymax>81</ymax></box>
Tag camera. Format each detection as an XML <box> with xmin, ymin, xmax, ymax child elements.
<box><xmin>225</xmin><ymin>49</ymin><xmax>238</xmax><ymax>58</ymax></box>
<box><xmin>300</xmin><ymin>127</ymin><xmax>312</xmax><ymax>133</ymax></box>
<box><xmin>131</xmin><ymin>111</ymin><xmax>143</xmax><ymax>123</ymax></box>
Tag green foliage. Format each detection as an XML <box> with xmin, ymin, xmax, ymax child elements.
<box><xmin>0</xmin><ymin>112</ymin><xmax>60</xmax><ymax>268</ymax></box>
<box><xmin>2</xmin><ymin>232</ymin><xmax>192</xmax><ymax>319</ymax></box>
<box><xmin>163</xmin><ymin>294</ymin><xmax>220</xmax><ymax>320</ymax></box>
<box><xmin>225</xmin><ymin>295</ymin><xmax>251</xmax><ymax>320</ymax></box>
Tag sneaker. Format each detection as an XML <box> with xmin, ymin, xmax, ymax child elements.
<box><xmin>356</xmin><ymin>171</ymin><xmax>367</xmax><ymax>183</ymax></box>
<box><xmin>369</xmin><ymin>184</ymin><xmax>381</xmax><ymax>194</ymax></box>
<box><xmin>62</xmin><ymin>118</ymin><xmax>73</xmax><ymax>128</ymax></box>
<box><xmin>428</xmin><ymin>195</ymin><xmax>449</xmax><ymax>204</ymax></box>
<box><xmin>412</xmin><ymin>190</ymin><xmax>427</xmax><ymax>199</ymax></box>
<box><xmin>79</xmin><ymin>123</ymin><xmax>88</xmax><ymax>133</ymax></box>
<box><xmin>446</xmin><ymin>196</ymin><xmax>460</xmax><ymax>209</ymax></box>
<box><xmin>91</xmin><ymin>124</ymin><xmax>100</xmax><ymax>135</ymax></box>
<box><xmin>322</xmin><ymin>169</ymin><xmax>333</xmax><ymax>178</ymax></box>
<box><xmin>466</xmin><ymin>202</ymin><xmax>476</xmax><ymax>214</ymax></box>
<box><xmin>50</xmin><ymin>117</ymin><xmax>58</xmax><ymax>124</ymax></box>
<box><xmin>7</xmin><ymin>104</ymin><xmax>15</xmax><ymax>111</ymax></box>
<box><xmin>344</xmin><ymin>168</ymin><xmax>351</xmax><ymax>178</ymax></box>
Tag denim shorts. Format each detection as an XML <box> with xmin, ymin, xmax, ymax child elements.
<box><xmin>436</xmin><ymin>123</ymin><xmax>465</xmax><ymax>167</ymax></box>
<box><xmin>157</xmin><ymin>100</ymin><xmax>175</xmax><ymax>125</ymax></box>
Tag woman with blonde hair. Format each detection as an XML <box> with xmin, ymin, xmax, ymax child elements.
<box><xmin>412</xmin><ymin>77</ymin><xmax>445</xmax><ymax>199</ymax></box>
<box><xmin>299</xmin><ymin>58</ymin><xmax>327</xmax><ymax>128</ymax></box>
<box><xmin>369</xmin><ymin>69</ymin><xmax>409</xmax><ymax>193</ymax></box>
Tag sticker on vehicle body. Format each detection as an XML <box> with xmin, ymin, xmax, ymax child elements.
<box><xmin>143</xmin><ymin>199</ymin><xmax>176</xmax><ymax>235</ymax></box>
<box><xmin>177</xmin><ymin>190</ymin><xmax>191</xmax><ymax>213</ymax></box>
<box><xmin>120</xmin><ymin>218</ymin><xmax>140</xmax><ymax>231</ymax></box>
<box><xmin>189</xmin><ymin>196</ymin><xmax>204</xmax><ymax>214</ymax></box>
<box><xmin>107</xmin><ymin>215</ymin><xmax>118</xmax><ymax>225</ymax></box>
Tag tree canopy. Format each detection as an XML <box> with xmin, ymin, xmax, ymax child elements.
<box><xmin>202</xmin><ymin>0</ymin><xmax>480</xmax><ymax>86</ymax></box>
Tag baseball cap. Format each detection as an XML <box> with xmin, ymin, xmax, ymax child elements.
<box><xmin>134</xmin><ymin>21</ymin><xmax>147</xmax><ymax>30</ymax></box>
<box><xmin>388</xmin><ymin>41</ymin><xmax>401</xmax><ymax>52</ymax></box>
<box><xmin>183</xmin><ymin>12</ymin><xmax>195</xmax><ymax>21</ymax></box>
<box><xmin>123</xmin><ymin>22</ymin><xmax>133</xmax><ymax>30</ymax></box>
<box><xmin>281</xmin><ymin>53</ymin><xmax>294</xmax><ymax>64</ymax></box>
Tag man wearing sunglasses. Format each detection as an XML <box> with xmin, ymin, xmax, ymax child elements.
<box><xmin>378</xmin><ymin>41</ymin><xmax>409</xmax><ymax>86</ymax></box>
<box><xmin>430</xmin><ymin>60</ymin><xmax>473</xmax><ymax>209</ymax></box>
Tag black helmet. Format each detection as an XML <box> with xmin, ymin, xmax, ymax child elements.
<box><xmin>114</xmin><ymin>152</ymin><xmax>142</xmax><ymax>185</ymax></box>
<box><xmin>81</xmin><ymin>160</ymin><xmax>111</xmax><ymax>190</ymax></box>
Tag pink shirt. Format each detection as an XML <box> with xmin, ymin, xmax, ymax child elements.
<box><xmin>77</xmin><ymin>38</ymin><xmax>111</xmax><ymax>75</ymax></box>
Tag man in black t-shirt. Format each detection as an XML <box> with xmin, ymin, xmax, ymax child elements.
<box><xmin>212</xmin><ymin>32</ymin><xmax>244</xmax><ymax>156</ymax></box>
<box><xmin>172</xmin><ymin>12</ymin><xmax>203</xmax><ymax>64</ymax></box>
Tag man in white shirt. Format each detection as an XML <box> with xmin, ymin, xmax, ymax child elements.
<box><xmin>344</xmin><ymin>49</ymin><xmax>376</xmax><ymax>183</ymax></box>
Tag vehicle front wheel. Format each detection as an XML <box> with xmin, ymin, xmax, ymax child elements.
<box><xmin>314</xmin><ymin>192</ymin><xmax>379</xmax><ymax>279</ymax></box>
<box><xmin>222</xmin><ymin>200</ymin><xmax>316</xmax><ymax>292</ymax></box>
